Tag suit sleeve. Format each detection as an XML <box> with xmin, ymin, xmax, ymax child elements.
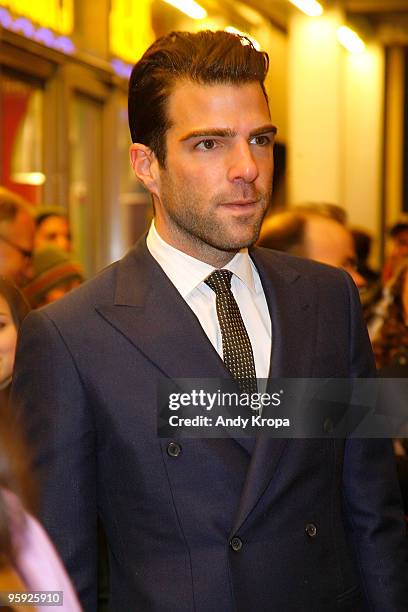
<box><xmin>341</xmin><ymin>271</ymin><xmax>408</xmax><ymax>611</ymax></box>
<box><xmin>10</xmin><ymin>309</ymin><xmax>97</xmax><ymax>611</ymax></box>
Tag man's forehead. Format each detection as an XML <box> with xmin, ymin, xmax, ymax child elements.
<box><xmin>305</xmin><ymin>217</ymin><xmax>354</xmax><ymax>259</ymax></box>
<box><xmin>307</xmin><ymin>216</ymin><xmax>349</xmax><ymax>238</ymax></box>
<box><xmin>166</xmin><ymin>78</ymin><xmax>271</xmax><ymax>133</ymax></box>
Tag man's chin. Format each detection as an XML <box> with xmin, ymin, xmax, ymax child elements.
<box><xmin>207</xmin><ymin>231</ymin><xmax>260</xmax><ymax>253</ymax></box>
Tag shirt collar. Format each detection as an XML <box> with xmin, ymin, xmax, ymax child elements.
<box><xmin>146</xmin><ymin>221</ymin><xmax>258</xmax><ymax>298</ymax></box>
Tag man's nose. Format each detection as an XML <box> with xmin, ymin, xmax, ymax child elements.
<box><xmin>227</xmin><ymin>142</ymin><xmax>259</xmax><ymax>183</ymax></box>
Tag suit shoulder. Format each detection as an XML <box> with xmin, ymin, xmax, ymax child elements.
<box><xmin>35</xmin><ymin>258</ymin><xmax>120</xmax><ymax>323</ymax></box>
<box><xmin>252</xmin><ymin>245</ymin><xmax>348</xmax><ymax>284</ymax></box>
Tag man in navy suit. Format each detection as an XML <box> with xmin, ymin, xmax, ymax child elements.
<box><xmin>12</xmin><ymin>30</ymin><xmax>408</xmax><ymax>611</ymax></box>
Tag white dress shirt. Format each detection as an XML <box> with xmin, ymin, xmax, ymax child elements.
<box><xmin>146</xmin><ymin>222</ymin><xmax>272</xmax><ymax>379</ymax></box>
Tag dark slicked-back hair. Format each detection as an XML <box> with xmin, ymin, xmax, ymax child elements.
<box><xmin>128</xmin><ymin>30</ymin><xmax>269</xmax><ymax>166</ymax></box>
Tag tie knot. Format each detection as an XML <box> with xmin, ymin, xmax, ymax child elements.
<box><xmin>205</xmin><ymin>269</ymin><xmax>233</xmax><ymax>295</ymax></box>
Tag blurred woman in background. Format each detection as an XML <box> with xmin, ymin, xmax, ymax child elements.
<box><xmin>0</xmin><ymin>409</ymin><xmax>81</xmax><ymax>610</ymax></box>
<box><xmin>0</xmin><ymin>278</ymin><xmax>81</xmax><ymax>609</ymax></box>
<box><xmin>0</xmin><ymin>279</ymin><xmax>30</xmax><ymax>403</ymax></box>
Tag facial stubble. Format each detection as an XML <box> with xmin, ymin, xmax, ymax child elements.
<box><xmin>158</xmin><ymin>174</ymin><xmax>272</xmax><ymax>262</ymax></box>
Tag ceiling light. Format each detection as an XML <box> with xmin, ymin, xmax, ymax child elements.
<box><xmin>337</xmin><ymin>26</ymin><xmax>365</xmax><ymax>55</ymax></box>
<box><xmin>288</xmin><ymin>0</ymin><xmax>323</xmax><ymax>18</ymax></box>
<box><xmin>11</xmin><ymin>172</ymin><xmax>46</xmax><ymax>186</ymax></box>
<box><xmin>162</xmin><ymin>0</ymin><xmax>207</xmax><ymax>20</ymax></box>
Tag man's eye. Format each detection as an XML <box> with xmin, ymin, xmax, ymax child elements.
<box><xmin>250</xmin><ymin>135</ymin><xmax>271</xmax><ymax>146</ymax></box>
<box><xmin>195</xmin><ymin>139</ymin><xmax>217</xmax><ymax>151</ymax></box>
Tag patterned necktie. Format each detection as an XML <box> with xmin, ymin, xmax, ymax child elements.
<box><xmin>205</xmin><ymin>269</ymin><xmax>257</xmax><ymax>394</ymax></box>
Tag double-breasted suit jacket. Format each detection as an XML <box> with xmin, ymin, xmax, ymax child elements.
<box><xmin>11</xmin><ymin>239</ymin><xmax>408</xmax><ymax>611</ymax></box>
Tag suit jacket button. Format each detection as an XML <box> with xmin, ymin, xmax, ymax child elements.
<box><xmin>230</xmin><ymin>536</ymin><xmax>243</xmax><ymax>551</ymax></box>
<box><xmin>305</xmin><ymin>523</ymin><xmax>317</xmax><ymax>538</ymax></box>
<box><xmin>323</xmin><ymin>418</ymin><xmax>334</xmax><ymax>434</ymax></box>
<box><xmin>167</xmin><ymin>442</ymin><xmax>182</xmax><ymax>457</ymax></box>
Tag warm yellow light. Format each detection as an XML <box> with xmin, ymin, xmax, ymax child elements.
<box><xmin>110</xmin><ymin>0</ymin><xmax>155</xmax><ymax>63</ymax></box>
<box><xmin>11</xmin><ymin>172</ymin><xmax>46</xmax><ymax>186</ymax></box>
<box><xmin>288</xmin><ymin>0</ymin><xmax>323</xmax><ymax>17</ymax></box>
<box><xmin>337</xmin><ymin>26</ymin><xmax>365</xmax><ymax>55</ymax></box>
<box><xmin>224</xmin><ymin>26</ymin><xmax>261</xmax><ymax>51</ymax></box>
<box><xmin>162</xmin><ymin>0</ymin><xmax>207</xmax><ymax>20</ymax></box>
<box><xmin>0</xmin><ymin>0</ymin><xmax>73</xmax><ymax>34</ymax></box>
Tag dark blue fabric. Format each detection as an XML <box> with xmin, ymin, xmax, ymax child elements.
<box><xmin>11</xmin><ymin>240</ymin><xmax>408</xmax><ymax>611</ymax></box>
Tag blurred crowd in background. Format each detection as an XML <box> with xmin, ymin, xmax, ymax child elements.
<box><xmin>0</xmin><ymin>186</ymin><xmax>83</xmax><ymax>609</ymax></box>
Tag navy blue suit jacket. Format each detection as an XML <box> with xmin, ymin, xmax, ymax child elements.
<box><xmin>11</xmin><ymin>240</ymin><xmax>408</xmax><ymax>611</ymax></box>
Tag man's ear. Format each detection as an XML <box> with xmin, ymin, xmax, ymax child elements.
<box><xmin>129</xmin><ymin>143</ymin><xmax>160</xmax><ymax>197</ymax></box>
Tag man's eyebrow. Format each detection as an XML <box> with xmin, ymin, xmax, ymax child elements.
<box><xmin>249</xmin><ymin>124</ymin><xmax>278</xmax><ymax>138</ymax></box>
<box><xmin>179</xmin><ymin>124</ymin><xmax>277</xmax><ymax>142</ymax></box>
<box><xmin>180</xmin><ymin>128</ymin><xmax>236</xmax><ymax>141</ymax></box>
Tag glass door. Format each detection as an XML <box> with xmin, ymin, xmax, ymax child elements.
<box><xmin>69</xmin><ymin>93</ymin><xmax>103</xmax><ymax>277</ymax></box>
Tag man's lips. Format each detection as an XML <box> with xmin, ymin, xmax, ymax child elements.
<box><xmin>219</xmin><ymin>199</ymin><xmax>260</xmax><ymax>211</ymax></box>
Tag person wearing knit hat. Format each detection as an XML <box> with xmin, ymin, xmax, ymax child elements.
<box><xmin>23</xmin><ymin>247</ymin><xmax>84</xmax><ymax>309</ymax></box>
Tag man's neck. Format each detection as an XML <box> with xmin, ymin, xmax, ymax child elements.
<box><xmin>153</xmin><ymin>220</ymin><xmax>238</xmax><ymax>268</ymax></box>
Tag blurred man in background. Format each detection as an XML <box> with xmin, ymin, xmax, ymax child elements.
<box><xmin>258</xmin><ymin>206</ymin><xmax>365</xmax><ymax>288</ymax></box>
<box><xmin>0</xmin><ymin>188</ymin><xmax>34</xmax><ymax>287</ymax></box>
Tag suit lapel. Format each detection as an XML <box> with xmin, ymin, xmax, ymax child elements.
<box><xmin>95</xmin><ymin>239</ymin><xmax>254</xmax><ymax>453</ymax></box>
<box><xmin>95</xmin><ymin>238</ymin><xmax>232</xmax><ymax>381</ymax></box>
<box><xmin>251</xmin><ymin>248</ymin><xmax>317</xmax><ymax>380</ymax></box>
<box><xmin>231</xmin><ymin>248</ymin><xmax>318</xmax><ymax>535</ymax></box>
